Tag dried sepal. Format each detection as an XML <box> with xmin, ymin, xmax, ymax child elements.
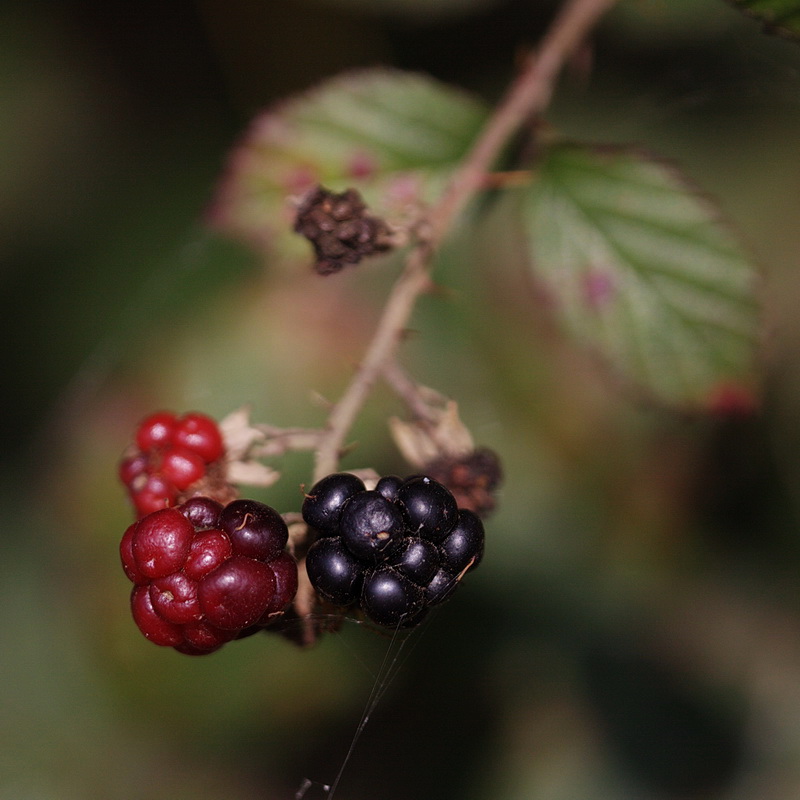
<box><xmin>389</xmin><ymin>399</ymin><xmax>474</xmax><ymax>469</ymax></box>
<box><xmin>343</xmin><ymin>467</ymin><xmax>382</xmax><ymax>491</ymax></box>
<box><xmin>215</xmin><ymin>407</ymin><xmax>281</xmax><ymax>490</ymax></box>
<box><xmin>219</xmin><ymin>406</ymin><xmax>266</xmax><ymax>462</ymax></box>
<box><xmin>226</xmin><ymin>460</ymin><xmax>281</xmax><ymax>489</ymax></box>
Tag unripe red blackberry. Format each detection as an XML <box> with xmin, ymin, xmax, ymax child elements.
<box><xmin>120</xmin><ymin>411</ymin><xmax>228</xmax><ymax>519</ymax></box>
<box><xmin>179</xmin><ymin>496</ymin><xmax>224</xmax><ymax>530</ymax></box>
<box><xmin>132</xmin><ymin>508</ymin><xmax>195</xmax><ymax>580</ymax></box>
<box><xmin>219</xmin><ymin>499</ymin><xmax>288</xmax><ymax>561</ymax></box>
<box><xmin>135</xmin><ymin>411</ymin><xmax>178</xmax><ymax>452</ymax></box>
<box><xmin>261</xmin><ymin>550</ymin><xmax>300</xmax><ymax>618</ymax></box>
<box><xmin>173</xmin><ymin>413</ymin><xmax>224</xmax><ymax>462</ymax></box>
<box><xmin>183</xmin><ymin>530</ymin><xmax>232</xmax><ymax>581</ymax></box>
<box><xmin>198</xmin><ymin>556</ymin><xmax>277</xmax><ymax>630</ymax></box>
<box><xmin>120</xmin><ymin>497</ymin><xmax>298</xmax><ymax>655</ymax></box>
<box><xmin>160</xmin><ymin>447</ymin><xmax>206</xmax><ymax>492</ymax></box>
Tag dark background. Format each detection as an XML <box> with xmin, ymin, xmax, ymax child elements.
<box><xmin>4</xmin><ymin>1</ymin><xmax>800</xmax><ymax>798</ymax></box>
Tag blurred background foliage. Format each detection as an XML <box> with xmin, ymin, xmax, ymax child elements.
<box><xmin>5</xmin><ymin>0</ymin><xmax>800</xmax><ymax>798</ymax></box>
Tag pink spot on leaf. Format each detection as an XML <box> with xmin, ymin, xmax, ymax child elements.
<box><xmin>583</xmin><ymin>269</ymin><xmax>616</xmax><ymax>309</ymax></box>
<box><xmin>383</xmin><ymin>173</ymin><xmax>423</xmax><ymax>210</ymax></box>
<box><xmin>347</xmin><ymin>150</ymin><xmax>378</xmax><ymax>181</ymax></box>
<box><xmin>706</xmin><ymin>382</ymin><xmax>759</xmax><ymax>418</ymax></box>
<box><xmin>283</xmin><ymin>165</ymin><xmax>318</xmax><ymax>195</ymax></box>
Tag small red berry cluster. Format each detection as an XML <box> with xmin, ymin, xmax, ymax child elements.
<box><xmin>119</xmin><ymin>411</ymin><xmax>226</xmax><ymax>517</ymax></box>
<box><xmin>118</xmin><ymin>412</ymin><xmax>299</xmax><ymax>655</ymax></box>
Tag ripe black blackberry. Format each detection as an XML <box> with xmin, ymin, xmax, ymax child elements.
<box><xmin>302</xmin><ymin>472</ymin><xmax>366</xmax><ymax>535</ymax></box>
<box><xmin>302</xmin><ymin>473</ymin><xmax>485</xmax><ymax>629</ymax></box>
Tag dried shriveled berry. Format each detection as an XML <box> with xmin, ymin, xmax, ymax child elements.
<box><xmin>294</xmin><ymin>186</ymin><xmax>392</xmax><ymax>275</ymax></box>
<box><xmin>425</xmin><ymin>447</ymin><xmax>503</xmax><ymax>517</ymax></box>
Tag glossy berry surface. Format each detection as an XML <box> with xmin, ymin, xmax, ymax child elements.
<box><xmin>119</xmin><ymin>410</ymin><xmax>226</xmax><ymax>519</ymax></box>
<box><xmin>374</xmin><ymin>475</ymin><xmax>403</xmax><ymax>502</ymax></box>
<box><xmin>302</xmin><ymin>472</ymin><xmax>487</xmax><ymax>629</ymax></box>
<box><xmin>440</xmin><ymin>509</ymin><xmax>485</xmax><ymax>573</ymax></box>
<box><xmin>135</xmin><ymin>411</ymin><xmax>178</xmax><ymax>452</ymax></box>
<box><xmin>160</xmin><ymin>447</ymin><xmax>206</xmax><ymax>492</ymax></box>
<box><xmin>305</xmin><ymin>537</ymin><xmax>364</xmax><ymax>606</ymax></box>
<box><xmin>398</xmin><ymin>476</ymin><xmax>458</xmax><ymax>542</ymax></box>
<box><xmin>339</xmin><ymin>490</ymin><xmax>404</xmax><ymax>562</ymax></box>
<box><xmin>424</xmin><ymin>567</ymin><xmax>458</xmax><ymax>606</ymax></box>
<box><xmin>302</xmin><ymin>472</ymin><xmax>366</xmax><ymax>534</ymax></box>
<box><xmin>131</xmin><ymin>508</ymin><xmax>195</xmax><ymax>579</ymax></box>
<box><xmin>361</xmin><ymin>566</ymin><xmax>426</xmax><ymax>628</ymax></box>
<box><xmin>219</xmin><ymin>499</ymin><xmax>288</xmax><ymax>561</ymax></box>
<box><xmin>198</xmin><ymin>556</ymin><xmax>276</xmax><ymax>630</ymax></box>
<box><xmin>390</xmin><ymin>537</ymin><xmax>441</xmax><ymax>586</ymax></box>
<box><xmin>179</xmin><ymin>496</ymin><xmax>223</xmax><ymax>530</ymax></box>
<box><xmin>260</xmin><ymin>551</ymin><xmax>300</xmax><ymax>617</ymax></box>
<box><xmin>184</xmin><ymin>530</ymin><xmax>232</xmax><ymax>581</ymax></box>
<box><xmin>120</xmin><ymin>496</ymin><xmax>298</xmax><ymax>655</ymax></box>
<box><xmin>172</xmin><ymin>413</ymin><xmax>224</xmax><ymax>463</ymax></box>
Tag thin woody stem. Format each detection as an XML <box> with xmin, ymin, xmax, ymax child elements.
<box><xmin>381</xmin><ymin>359</ymin><xmax>444</xmax><ymax>426</ymax></box>
<box><xmin>312</xmin><ymin>0</ymin><xmax>618</xmax><ymax>483</ymax></box>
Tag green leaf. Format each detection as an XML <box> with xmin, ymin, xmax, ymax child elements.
<box><xmin>523</xmin><ymin>143</ymin><xmax>761</xmax><ymax>410</ymax></box>
<box><xmin>210</xmin><ymin>68</ymin><xmax>488</xmax><ymax>266</ymax></box>
<box><xmin>727</xmin><ymin>0</ymin><xmax>800</xmax><ymax>39</ymax></box>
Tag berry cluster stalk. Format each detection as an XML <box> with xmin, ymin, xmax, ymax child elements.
<box><xmin>312</xmin><ymin>0</ymin><xmax>619</xmax><ymax>484</ymax></box>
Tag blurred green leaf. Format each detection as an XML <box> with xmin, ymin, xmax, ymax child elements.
<box><xmin>522</xmin><ymin>143</ymin><xmax>760</xmax><ymax>410</ymax></box>
<box><xmin>727</xmin><ymin>0</ymin><xmax>800</xmax><ymax>38</ymax></box>
<box><xmin>210</xmin><ymin>68</ymin><xmax>487</xmax><ymax>266</ymax></box>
